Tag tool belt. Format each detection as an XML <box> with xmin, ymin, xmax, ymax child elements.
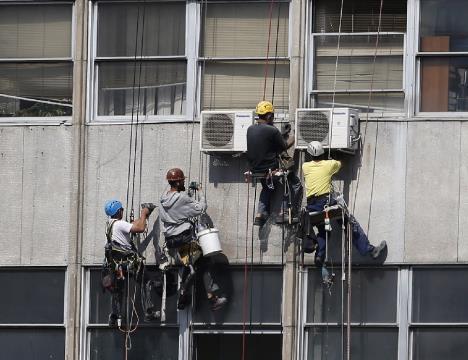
<box><xmin>306</xmin><ymin>193</ymin><xmax>330</xmax><ymax>205</ymax></box>
<box><xmin>165</xmin><ymin>229</ymin><xmax>194</xmax><ymax>249</ymax></box>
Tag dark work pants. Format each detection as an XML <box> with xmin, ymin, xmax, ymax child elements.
<box><xmin>258</xmin><ymin>173</ymin><xmax>303</xmax><ymax>216</ymax></box>
<box><xmin>306</xmin><ymin>197</ymin><xmax>373</xmax><ymax>261</ymax></box>
<box><xmin>180</xmin><ymin>256</ymin><xmax>220</xmax><ymax>297</ymax></box>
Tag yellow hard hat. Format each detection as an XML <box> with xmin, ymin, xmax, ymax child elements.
<box><xmin>255</xmin><ymin>101</ymin><xmax>274</xmax><ymax>115</ymax></box>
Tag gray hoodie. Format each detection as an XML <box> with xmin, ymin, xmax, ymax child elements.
<box><xmin>159</xmin><ymin>191</ymin><xmax>207</xmax><ymax>237</ymax></box>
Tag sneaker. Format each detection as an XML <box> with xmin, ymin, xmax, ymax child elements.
<box><xmin>177</xmin><ymin>290</ymin><xmax>191</xmax><ymax>310</ymax></box>
<box><xmin>108</xmin><ymin>313</ymin><xmax>120</xmax><ymax>327</ymax></box>
<box><xmin>253</xmin><ymin>214</ymin><xmax>267</xmax><ymax>227</ymax></box>
<box><xmin>370</xmin><ymin>240</ymin><xmax>387</xmax><ymax>259</ymax></box>
<box><xmin>210</xmin><ymin>296</ymin><xmax>228</xmax><ymax>311</ymax></box>
<box><xmin>144</xmin><ymin>310</ymin><xmax>161</xmax><ymax>322</ymax></box>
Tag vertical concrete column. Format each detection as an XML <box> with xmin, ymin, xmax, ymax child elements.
<box><xmin>65</xmin><ymin>0</ymin><xmax>88</xmax><ymax>358</ymax></box>
<box><xmin>282</xmin><ymin>0</ymin><xmax>307</xmax><ymax>359</ymax></box>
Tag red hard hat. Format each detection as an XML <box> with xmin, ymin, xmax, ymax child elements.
<box><xmin>166</xmin><ymin>168</ymin><xmax>185</xmax><ymax>181</ymax></box>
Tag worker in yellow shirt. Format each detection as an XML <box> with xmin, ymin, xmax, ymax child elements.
<box><xmin>302</xmin><ymin>141</ymin><xmax>387</xmax><ymax>271</ymax></box>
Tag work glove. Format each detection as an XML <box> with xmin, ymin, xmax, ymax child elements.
<box><xmin>281</xmin><ymin>123</ymin><xmax>292</xmax><ymax>137</ymax></box>
<box><xmin>141</xmin><ymin>203</ymin><xmax>157</xmax><ymax>215</ymax></box>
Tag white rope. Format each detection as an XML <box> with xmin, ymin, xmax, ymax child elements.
<box><xmin>328</xmin><ymin>0</ymin><xmax>345</xmax><ymax>159</ymax></box>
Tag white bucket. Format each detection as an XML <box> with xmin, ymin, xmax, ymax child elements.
<box><xmin>197</xmin><ymin>228</ymin><xmax>222</xmax><ymax>256</ymax></box>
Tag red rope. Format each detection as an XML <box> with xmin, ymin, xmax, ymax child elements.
<box><xmin>262</xmin><ymin>0</ymin><xmax>276</xmax><ymax>100</ymax></box>
<box><xmin>241</xmin><ymin>181</ymin><xmax>250</xmax><ymax>360</ymax></box>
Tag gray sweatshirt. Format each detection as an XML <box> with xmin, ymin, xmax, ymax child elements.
<box><xmin>159</xmin><ymin>191</ymin><xmax>207</xmax><ymax>237</ymax></box>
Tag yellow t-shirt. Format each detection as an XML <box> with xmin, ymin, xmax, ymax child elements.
<box><xmin>302</xmin><ymin>159</ymin><xmax>341</xmax><ymax>198</ymax></box>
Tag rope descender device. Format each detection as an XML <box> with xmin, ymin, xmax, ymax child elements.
<box><xmin>324</xmin><ymin>207</ymin><xmax>332</xmax><ymax>232</ymax></box>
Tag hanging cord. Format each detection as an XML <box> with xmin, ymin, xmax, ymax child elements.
<box><xmin>341</xmin><ymin>209</ymin><xmax>346</xmax><ymax>360</ymax></box>
<box><xmin>241</xmin><ymin>180</ymin><xmax>252</xmax><ymax>360</ymax></box>
<box><xmin>351</xmin><ymin>0</ymin><xmax>384</xmax><ymax>215</ymax></box>
<box><xmin>125</xmin><ymin>4</ymin><xmax>142</xmax><ymax>220</ymax></box>
<box><xmin>346</xmin><ymin>221</ymin><xmax>352</xmax><ymax>360</ymax></box>
<box><xmin>249</xmin><ymin>183</ymin><xmax>258</xmax><ymax>337</ymax></box>
<box><xmin>327</xmin><ymin>0</ymin><xmax>345</xmax><ymax>160</ymax></box>
<box><xmin>271</xmin><ymin>1</ymin><xmax>282</xmax><ymax>104</ymax></box>
<box><xmin>130</xmin><ymin>0</ymin><xmax>147</xmax><ymax>215</ymax></box>
<box><xmin>262</xmin><ymin>0</ymin><xmax>276</xmax><ymax>100</ymax></box>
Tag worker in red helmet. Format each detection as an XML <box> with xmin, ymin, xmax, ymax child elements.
<box><xmin>159</xmin><ymin>168</ymin><xmax>227</xmax><ymax>311</ymax></box>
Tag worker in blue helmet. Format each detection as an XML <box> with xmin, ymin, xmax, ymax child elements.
<box><xmin>103</xmin><ymin>199</ymin><xmax>156</xmax><ymax>326</ymax></box>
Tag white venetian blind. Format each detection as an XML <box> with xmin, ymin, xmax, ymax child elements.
<box><xmin>0</xmin><ymin>4</ymin><xmax>72</xmax><ymax>59</ymax></box>
<box><xmin>202</xmin><ymin>2</ymin><xmax>289</xmax><ymax>58</ymax></box>
<box><xmin>202</xmin><ymin>61</ymin><xmax>289</xmax><ymax>110</ymax></box>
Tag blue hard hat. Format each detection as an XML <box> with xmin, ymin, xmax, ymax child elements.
<box><xmin>104</xmin><ymin>199</ymin><xmax>123</xmax><ymax>217</ymax></box>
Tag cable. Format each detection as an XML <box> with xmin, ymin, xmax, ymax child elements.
<box><xmin>271</xmin><ymin>1</ymin><xmax>282</xmax><ymax>105</ymax></box>
<box><xmin>241</xmin><ymin>180</ymin><xmax>251</xmax><ymax>360</ymax></box>
<box><xmin>327</xmin><ymin>0</ymin><xmax>345</xmax><ymax>160</ymax></box>
<box><xmin>263</xmin><ymin>0</ymin><xmax>276</xmax><ymax>100</ymax></box>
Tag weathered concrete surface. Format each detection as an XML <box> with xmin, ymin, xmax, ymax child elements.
<box><xmin>457</xmin><ymin>122</ymin><xmax>468</xmax><ymax>261</ymax></box>
<box><xmin>0</xmin><ymin>126</ymin><xmax>73</xmax><ymax>265</ymax></box>
<box><xmin>405</xmin><ymin>122</ymin><xmax>460</xmax><ymax>262</ymax></box>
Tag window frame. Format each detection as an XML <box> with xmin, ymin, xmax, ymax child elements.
<box><xmin>0</xmin><ymin>1</ymin><xmax>74</xmax><ymax>125</ymax></box>
<box><xmin>414</xmin><ymin>0</ymin><xmax>468</xmax><ymax>117</ymax></box>
<box><xmin>308</xmin><ymin>0</ymin><xmax>409</xmax><ymax>120</ymax></box>
<box><xmin>196</xmin><ymin>0</ymin><xmax>292</xmax><ymax>115</ymax></box>
<box><xmin>81</xmin><ymin>266</ymin><xmax>181</xmax><ymax>360</ymax></box>
<box><xmin>87</xmin><ymin>0</ymin><xmax>196</xmax><ymax>124</ymax></box>
<box><xmin>299</xmin><ymin>266</ymin><xmax>404</xmax><ymax>360</ymax></box>
<box><xmin>0</xmin><ymin>267</ymin><xmax>67</xmax><ymax>359</ymax></box>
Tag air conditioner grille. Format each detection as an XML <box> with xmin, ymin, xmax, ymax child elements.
<box><xmin>297</xmin><ymin>110</ymin><xmax>330</xmax><ymax>145</ymax></box>
<box><xmin>202</xmin><ymin>113</ymin><xmax>234</xmax><ymax>148</ymax></box>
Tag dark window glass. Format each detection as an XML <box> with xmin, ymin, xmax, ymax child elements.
<box><xmin>89</xmin><ymin>268</ymin><xmax>179</xmax><ymax>324</ymax></box>
<box><xmin>307</xmin><ymin>328</ymin><xmax>398</xmax><ymax>360</ymax></box>
<box><xmin>193</xmin><ymin>334</ymin><xmax>282</xmax><ymax>360</ymax></box>
<box><xmin>412</xmin><ymin>268</ymin><xmax>468</xmax><ymax>322</ymax></box>
<box><xmin>193</xmin><ymin>267</ymin><xmax>282</xmax><ymax>324</ymax></box>
<box><xmin>0</xmin><ymin>329</ymin><xmax>65</xmax><ymax>359</ymax></box>
<box><xmin>307</xmin><ymin>268</ymin><xmax>397</xmax><ymax>323</ymax></box>
<box><xmin>89</xmin><ymin>328</ymin><xmax>179</xmax><ymax>360</ymax></box>
<box><xmin>413</xmin><ymin>328</ymin><xmax>468</xmax><ymax>360</ymax></box>
<box><xmin>419</xmin><ymin>57</ymin><xmax>468</xmax><ymax>112</ymax></box>
<box><xmin>420</xmin><ymin>0</ymin><xmax>468</xmax><ymax>52</ymax></box>
<box><xmin>0</xmin><ymin>269</ymin><xmax>65</xmax><ymax>324</ymax></box>
<box><xmin>314</xmin><ymin>0</ymin><xmax>406</xmax><ymax>33</ymax></box>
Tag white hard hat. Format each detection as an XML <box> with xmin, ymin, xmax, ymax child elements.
<box><xmin>307</xmin><ymin>141</ymin><xmax>324</xmax><ymax>157</ymax></box>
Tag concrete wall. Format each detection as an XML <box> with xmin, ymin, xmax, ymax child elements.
<box><xmin>1</xmin><ymin>120</ymin><xmax>467</xmax><ymax>266</ymax></box>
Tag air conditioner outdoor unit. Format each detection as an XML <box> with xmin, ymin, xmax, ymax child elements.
<box><xmin>295</xmin><ymin>108</ymin><xmax>359</xmax><ymax>151</ymax></box>
<box><xmin>200</xmin><ymin>110</ymin><xmax>254</xmax><ymax>152</ymax></box>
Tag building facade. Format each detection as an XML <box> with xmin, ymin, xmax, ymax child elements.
<box><xmin>0</xmin><ymin>0</ymin><xmax>467</xmax><ymax>359</ymax></box>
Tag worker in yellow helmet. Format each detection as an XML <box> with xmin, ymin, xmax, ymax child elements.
<box><xmin>246</xmin><ymin>101</ymin><xmax>302</xmax><ymax>226</ymax></box>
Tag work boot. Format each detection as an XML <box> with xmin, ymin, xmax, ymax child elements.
<box><xmin>108</xmin><ymin>313</ymin><xmax>120</xmax><ymax>327</ymax></box>
<box><xmin>210</xmin><ymin>296</ymin><xmax>228</xmax><ymax>311</ymax></box>
<box><xmin>253</xmin><ymin>214</ymin><xmax>267</xmax><ymax>227</ymax></box>
<box><xmin>370</xmin><ymin>240</ymin><xmax>387</xmax><ymax>259</ymax></box>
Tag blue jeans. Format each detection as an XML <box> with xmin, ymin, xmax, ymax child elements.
<box><xmin>257</xmin><ymin>173</ymin><xmax>303</xmax><ymax>217</ymax></box>
<box><xmin>306</xmin><ymin>197</ymin><xmax>373</xmax><ymax>260</ymax></box>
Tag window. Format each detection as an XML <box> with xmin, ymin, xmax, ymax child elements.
<box><xmin>411</xmin><ymin>268</ymin><xmax>468</xmax><ymax>360</ymax></box>
<box><xmin>200</xmin><ymin>1</ymin><xmax>290</xmax><ymax>112</ymax></box>
<box><xmin>0</xmin><ymin>3</ymin><xmax>73</xmax><ymax>120</ymax></box>
<box><xmin>85</xmin><ymin>268</ymin><xmax>179</xmax><ymax>359</ymax></box>
<box><xmin>91</xmin><ymin>1</ymin><xmax>187</xmax><ymax>121</ymax></box>
<box><xmin>304</xmin><ymin>267</ymin><xmax>399</xmax><ymax>360</ymax></box>
<box><xmin>311</xmin><ymin>0</ymin><xmax>406</xmax><ymax>115</ymax></box>
<box><xmin>193</xmin><ymin>266</ymin><xmax>283</xmax><ymax>360</ymax></box>
<box><xmin>418</xmin><ymin>0</ymin><xmax>468</xmax><ymax>112</ymax></box>
<box><xmin>0</xmin><ymin>269</ymin><xmax>65</xmax><ymax>359</ymax></box>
